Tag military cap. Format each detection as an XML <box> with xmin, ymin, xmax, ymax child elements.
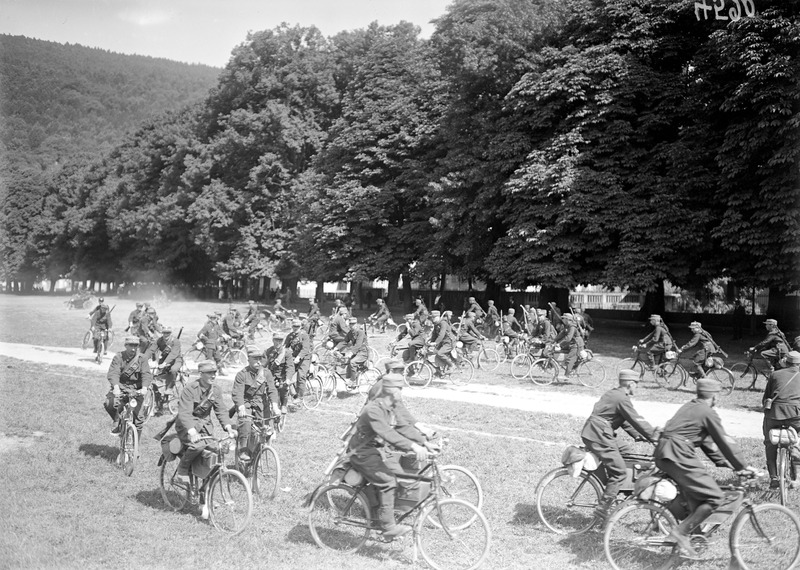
<box><xmin>689</xmin><ymin>321</ymin><xmax>702</xmax><ymax>328</ymax></box>
<box><xmin>123</xmin><ymin>335</ymin><xmax>139</xmax><ymax>345</ymax></box>
<box><xmin>649</xmin><ymin>314</ymin><xmax>662</xmax><ymax>321</ymax></box>
<box><xmin>197</xmin><ymin>360</ymin><xmax>218</xmax><ymax>373</ymax></box>
<box><xmin>291</xmin><ymin>318</ymin><xmax>302</xmax><ymax>327</ymax></box>
<box><xmin>247</xmin><ymin>300</ymin><xmax>255</xmax><ymax>304</ymax></box>
<box><xmin>536</xmin><ymin>309</ymin><xmax>547</xmax><ymax>316</ymax></box>
<box><xmin>246</xmin><ymin>346</ymin><xmax>263</xmax><ymax>357</ymax></box>
<box><xmin>160</xmin><ymin>325</ymin><xmax>173</xmax><ymax>334</ymax></box>
<box><xmin>786</xmin><ymin>351</ymin><xmax>800</xmax><ymax>365</ymax></box>
<box><xmin>381</xmin><ymin>373</ymin><xmax>405</xmax><ymax>389</ymax></box>
<box><xmin>618</xmin><ymin>369</ymin><xmax>640</xmax><ymax>383</ymax></box>
<box><xmin>404</xmin><ymin>313</ymin><xmax>414</xmax><ymax>319</ymax></box>
<box><xmin>508</xmin><ymin>308</ymin><xmax>516</xmax><ymax>314</ymax></box>
<box><xmin>430</xmin><ymin>310</ymin><xmax>441</xmax><ymax>318</ymax></box>
<box><xmin>348</xmin><ymin>316</ymin><xmax>358</xmax><ymax>324</ymax></box>
<box><xmin>214</xmin><ymin>310</ymin><xmax>223</xmax><ymax>316</ymax></box>
<box><xmin>384</xmin><ymin>358</ymin><xmax>404</xmax><ymax>372</ymax></box>
<box><xmin>272</xmin><ymin>333</ymin><xmax>286</xmax><ymax>341</ymax></box>
<box><xmin>135</xmin><ymin>302</ymin><xmax>143</xmax><ymax>307</ymax></box>
<box><xmin>146</xmin><ymin>307</ymin><xmax>156</xmax><ymax>313</ymax></box>
<box><xmin>98</xmin><ymin>297</ymin><xmax>105</xmax><ymax>303</ymax></box>
<box><xmin>696</xmin><ymin>377</ymin><xmax>722</xmax><ymax>394</ymax></box>
<box><xmin>207</xmin><ymin>312</ymin><xmax>216</xmax><ymax>318</ymax></box>
<box><xmin>765</xmin><ymin>319</ymin><xmax>778</xmax><ymax>326</ymax></box>
<box><xmin>562</xmin><ymin>313</ymin><xmax>574</xmax><ymax>321</ymax></box>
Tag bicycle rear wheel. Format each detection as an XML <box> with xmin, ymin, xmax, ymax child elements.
<box><xmin>530</xmin><ymin>358</ymin><xmax>557</xmax><ymax>386</ymax></box>
<box><xmin>308</xmin><ymin>484</ymin><xmax>372</xmax><ymax>553</ymax></box>
<box><xmin>477</xmin><ymin>347</ymin><xmax>500</xmax><ymax>372</ymax></box>
<box><xmin>535</xmin><ymin>466</ymin><xmax>602</xmax><ymax>535</ymax></box>
<box><xmin>778</xmin><ymin>447</ymin><xmax>790</xmax><ymax>507</ymax></box>
<box><xmin>730</xmin><ymin>503</ymin><xmax>800</xmax><ymax>570</ymax></box>
<box><xmin>253</xmin><ymin>445</ymin><xmax>280</xmax><ymax>500</ymax></box>
<box><xmin>416</xmin><ymin>498</ymin><xmax>491</xmax><ymax>570</ymax></box>
<box><xmin>604</xmin><ymin>501</ymin><xmax>677</xmax><ymax>570</ymax></box>
<box><xmin>224</xmin><ymin>348</ymin><xmax>248</xmax><ymax>372</ymax></box>
<box><xmin>367</xmin><ymin>346</ymin><xmax>379</xmax><ymax>365</ymax></box>
<box><xmin>706</xmin><ymin>367</ymin><xmax>734</xmax><ymax>395</ymax></box>
<box><xmin>208</xmin><ymin>469</ymin><xmax>253</xmax><ymax>535</ymax></box>
<box><xmin>357</xmin><ymin>367</ymin><xmax>380</xmax><ymax>396</ymax></box>
<box><xmin>120</xmin><ymin>423</ymin><xmax>138</xmax><ymax>477</ymax></box>
<box><xmin>730</xmin><ymin>362</ymin><xmax>756</xmax><ymax>391</ymax></box>
<box><xmin>575</xmin><ymin>359</ymin><xmax>607</xmax><ymax>388</ymax></box>
<box><xmin>616</xmin><ymin>358</ymin><xmax>645</xmax><ymax>380</ymax></box>
<box><xmin>82</xmin><ymin>330</ymin><xmax>92</xmax><ymax>350</ymax></box>
<box><xmin>450</xmin><ymin>359</ymin><xmax>474</xmax><ymax>385</ymax></box>
<box><xmin>510</xmin><ymin>354</ymin><xmax>533</xmax><ymax>380</ymax></box>
<box><xmin>140</xmin><ymin>387</ymin><xmax>156</xmax><ymax>423</ymax></box>
<box><xmin>302</xmin><ymin>376</ymin><xmax>323</xmax><ymax>409</ymax></box>
<box><xmin>183</xmin><ymin>348</ymin><xmax>204</xmax><ymax>367</ymax></box>
<box><xmin>160</xmin><ymin>459</ymin><xmax>190</xmax><ymax>511</ymax></box>
<box><xmin>404</xmin><ymin>361</ymin><xmax>432</xmax><ymax>388</ymax></box>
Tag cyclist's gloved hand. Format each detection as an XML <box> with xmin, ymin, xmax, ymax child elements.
<box><xmin>271</xmin><ymin>403</ymin><xmax>281</xmax><ymax>417</ymax></box>
<box><xmin>137</xmin><ymin>388</ymin><xmax>147</xmax><ymax>395</ymax></box>
<box><xmin>238</xmin><ymin>405</ymin><xmax>247</xmax><ymax>416</ymax></box>
<box><xmin>112</xmin><ymin>385</ymin><xmax>121</xmax><ymax>396</ymax></box>
<box><xmin>739</xmin><ymin>466</ymin><xmax>762</xmax><ymax>478</ymax></box>
<box><xmin>410</xmin><ymin>443</ymin><xmax>429</xmax><ymax>463</ymax></box>
<box><xmin>415</xmin><ymin>423</ymin><xmax>435</xmax><ymax>439</ymax></box>
<box><xmin>226</xmin><ymin>425</ymin><xmax>237</xmax><ymax>439</ymax></box>
<box><xmin>188</xmin><ymin>428</ymin><xmax>200</xmax><ymax>444</ymax></box>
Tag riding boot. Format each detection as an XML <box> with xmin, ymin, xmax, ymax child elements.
<box><xmin>667</xmin><ymin>503</ymin><xmax>713</xmax><ymax>557</ymax></box>
<box><xmin>377</xmin><ymin>490</ymin><xmax>411</xmax><ymax>539</ymax></box>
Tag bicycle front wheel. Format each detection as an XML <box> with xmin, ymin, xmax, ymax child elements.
<box><xmin>431</xmin><ymin>465</ymin><xmax>484</xmax><ymax>529</ymax></box>
<box><xmin>208</xmin><ymin>469</ymin><xmax>253</xmax><ymax>535</ymax></box>
<box><xmin>308</xmin><ymin>483</ymin><xmax>372</xmax><ymax>553</ymax></box>
<box><xmin>450</xmin><ymin>359</ymin><xmax>474</xmax><ymax>385</ymax></box>
<box><xmin>530</xmin><ymin>358</ymin><xmax>557</xmax><ymax>386</ymax></box>
<box><xmin>357</xmin><ymin>367</ymin><xmax>381</xmax><ymax>396</ymax></box>
<box><xmin>160</xmin><ymin>459</ymin><xmax>190</xmax><ymax>511</ymax></box>
<box><xmin>183</xmin><ymin>348</ymin><xmax>204</xmax><ymax>367</ymax></box>
<box><xmin>120</xmin><ymin>423</ymin><xmax>138</xmax><ymax>477</ymax></box>
<box><xmin>730</xmin><ymin>503</ymin><xmax>800</xmax><ymax>570</ymax></box>
<box><xmin>730</xmin><ymin>362</ymin><xmax>756</xmax><ymax>391</ymax></box>
<box><xmin>253</xmin><ymin>445</ymin><xmax>280</xmax><ymax>500</ymax></box>
<box><xmin>404</xmin><ymin>361</ymin><xmax>432</xmax><ymax>388</ymax></box>
<box><xmin>416</xmin><ymin>498</ymin><xmax>491</xmax><ymax>570</ymax></box>
<box><xmin>778</xmin><ymin>447</ymin><xmax>790</xmax><ymax>507</ymax></box>
<box><xmin>510</xmin><ymin>354</ymin><xmax>533</xmax><ymax>380</ymax></box>
<box><xmin>604</xmin><ymin>501</ymin><xmax>677</xmax><ymax>570</ymax></box>
<box><xmin>535</xmin><ymin>466</ymin><xmax>602</xmax><ymax>535</ymax></box>
<box><xmin>575</xmin><ymin>359</ymin><xmax>607</xmax><ymax>388</ymax></box>
<box><xmin>706</xmin><ymin>367</ymin><xmax>734</xmax><ymax>395</ymax></box>
<box><xmin>663</xmin><ymin>361</ymin><xmax>688</xmax><ymax>390</ymax></box>
<box><xmin>82</xmin><ymin>330</ymin><xmax>92</xmax><ymax>350</ymax></box>
<box><xmin>477</xmin><ymin>347</ymin><xmax>500</xmax><ymax>372</ymax></box>
<box><xmin>140</xmin><ymin>388</ymin><xmax>156</xmax><ymax>423</ymax></box>
<box><xmin>302</xmin><ymin>376</ymin><xmax>323</xmax><ymax>410</ymax></box>
<box><xmin>225</xmin><ymin>348</ymin><xmax>248</xmax><ymax>372</ymax></box>
<box><xmin>616</xmin><ymin>358</ymin><xmax>645</xmax><ymax>380</ymax></box>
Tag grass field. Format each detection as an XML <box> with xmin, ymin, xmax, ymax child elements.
<box><xmin>0</xmin><ymin>295</ymin><xmax>788</xmax><ymax>570</ymax></box>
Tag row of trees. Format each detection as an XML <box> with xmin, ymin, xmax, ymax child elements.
<box><xmin>3</xmin><ymin>0</ymin><xmax>799</xmax><ymax>316</ymax></box>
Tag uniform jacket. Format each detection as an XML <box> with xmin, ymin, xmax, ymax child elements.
<box><xmin>264</xmin><ymin>345</ymin><xmax>287</xmax><ymax>380</ymax></box>
<box><xmin>150</xmin><ymin>335</ymin><xmax>182</xmax><ymax>368</ymax></box>
<box><xmin>459</xmin><ymin>317</ymin><xmax>481</xmax><ymax>340</ymax></box>
<box><xmin>486</xmin><ymin>305</ymin><xmax>500</xmax><ymax>321</ymax></box>
<box><xmin>332</xmin><ymin>314</ymin><xmax>350</xmax><ymax>338</ymax></box>
<box><xmin>468</xmin><ymin>302</ymin><xmax>485</xmax><ymax>318</ymax></box>
<box><xmin>107</xmin><ymin>349</ymin><xmax>152</xmax><ymax>389</ymax></box>
<box><xmin>197</xmin><ymin>320</ymin><xmax>221</xmax><ymax>349</ymax></box>
<box><xmin>345</xmin><ymin>327</ymin><xmax>369</xmax><ymax>356</ymax></box>
<box><xmin>681</xmin><ymin>329</ymin><xmax>718</xmax><ymax>353</ymax></box>
<box><xmin>555</xmin><ymin>323</ymin><xmax>584</xmax><ymax>348</ymax></box>
<box><xmin>348</xmin><ymin>396</ymin><xmax>425</xmax><ymax>457</ymax></box>
<box><xmin>642</xmin><ymin>323</ymin><xmax>673</xmax><ymax>349</ymax></box>
<box><xmin>91</xmin><ymin>311</ymin><xmax>113</xmax><ymax>330</ymax></box>
<box><xmin>232</xmin><ymin>365</ymin><xmax>278</xmax><ymax>411</ymax></box>
<box><xmin>763</xmin><ymin>365</ymin><xmax>800</xmax><ymax>421</ymax></box>
<box><xmin>432</xmin><ymin>320</ymin><xmax>454</xmax><ymax>348</ymax></box>
<box><xmin>754</xmin><ymin>330</ymin><xmax>790</xmax><ymax>354</ymax></box>
<box><xmin>286</xmin><ymin>329</ymin><xmax>311</xmax><ymax>360</ymax></box>
<box><xmin>175</xmin><ymin>381</ymin><xmax>230</xmax><ymax>439</ymax></box>
<box><xmin>581</xmin><ymin>387</ymin><xmax>655</xmax><ymax>445</ymax></box>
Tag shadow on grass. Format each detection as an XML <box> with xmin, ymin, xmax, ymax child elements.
<box><xmin>135</xmin><ymin>489</ymin><xmax>184</xmax><ymax>513</ymax></box>
<box><xmin>286</xmin><ymin>523</ymin><xmax>402</xmax><ymax>563</ymax></box>
<box><xmin>79</xmin><ymin>442</ymin><xmax>118</xmax><ymax>463</ymax></box>
<box><xmin>511</xmin><ymin>502</ymin><xmax>539</xmax><ymax>527</ymax></box>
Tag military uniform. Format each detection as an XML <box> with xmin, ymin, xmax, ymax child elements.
<box><xmin>468</xmin><ymin>301</ymin><xmax>485</xmax><ymax>321</ymax></box>
<box><xmin>458</xmin><ymin>316</ymin><xmax>482</xmax><ymax>350</ymax></box>
<box><xmin>197</xmin><ymin>318</ymin><xmax>222</xmax><ymax>365</ymax></box>
<box><xmin>91</xmin><ymin>309</ymin><xmax>113</xmax><ymax>355</ymax></box>
<box><xmin>753</xmin><ymin>328</ymin><xmax>790</xmax><ymax>368</ymax></box>
<box><xmin>680</xmin><ymin>326</ymin><xmax>719</xmax><ymax>378</ymax></box>
<box><xmin>762</xmin><ymin>362</ymin><xmax>800</xmax><ymax>480</ymax></box>
<box><xmin>655</xmin><ymin>400</ymin><xmax>747</xmax><ymax>514</ymax></box>
<box><xmin>285</xmin><ymin>327</ymin><xmax>311</xmax><ymax>396</ymax></box>
<box><xmin>413</xmin><ymin>302</ymin><xmax>429</xmax><ymax>323</ymax></box>
<box><xmin>398</xmin><ymin>319</ymin><xmax>425</xmax><ymax>363</ymax></box>
<box><xmin>104</xmin><ymin>348</ymin><xmax>152</xmax><ymax>433</ymax></box>
<box><xmin>175</xmin><ymin>380</ymin><xmax>232</xmax><ymax>473</ymax></box>
<box><xmin>223</xmin><ymin>312</ymin><xmax>243</xmax><ymax>340</ymax></box>
<box><xmin>370</xmin><ymin>302</ymin><xmax>391</xmax><ymax>331</ymax></box>
<box><xmin>232</xmin><ymin>364</ymin><xmax>278</xmax><ymax>454</ymax></box>
<box><xmin>264</xmin><ymin>344</ymin><xmax>289</xmax><ymax>407</ymax></box>
<box><xmin>582</xmin><ymin>386</ymin><xmax>655</xmax><ymax>508</ymax></box>
<box><xmin>555</xmin><ymin>320</ymin><xmax>585</xmax><ymax>376</ymax></box>
<box><xmin>146</xmin><ymin>333</ymin><xmax>183</xmax><ymax>390</ymax></box>
<box><xmin>330</xmin><ymin>313</ymin><xmax>350</xmax><ymax>350</ymax></box>
<box><xmin>345</xmin><ymin>325</ymin><xmax>370</xmax><ymax>382</ymax></box>
<box><xmin>640</xmin><ymin>321</ymin><xmax>673</xmax><ymax>367</ymax></box>
<box><xmin>432</xmin><ymin>317</ymin><xmax>454</xmax><ymax>369</ymax></box>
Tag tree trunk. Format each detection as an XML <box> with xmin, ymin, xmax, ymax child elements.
<box><xmin>402</xmin><ymin>271</ymin><xmax>414</xmax><ymax>313</ymax></box>
<box><xmin>315</xmin><ymin>279</ymin><xmax>325</xmax><ymax>308</ymax></box>
<box><xmin>767</xmin><ymin>288</ymin><xmax>799</xmax><ymax>330</ymax></box>
<box><xmin>483</xmin><ymin>277</ymin><xmax>503</xmax><ymax>309</ymax></box>
<box><xmin>639</xmin><ymin>280</ymin><xmax>666</xmax><ymax>322</ymax></box>
<box><xmin>539</xmin><ymin>286</ymin><xmax>570</xmax><ymax>314</ymax></box>
<box><xmin>387</xmin><ymin>271</ymin><xmax>400</xmax><ymax>307</ymax></box>
<box><xmin>282</xmin><ymin>277</ymin><xmax>299</xmax><ymax>306</ymax></box>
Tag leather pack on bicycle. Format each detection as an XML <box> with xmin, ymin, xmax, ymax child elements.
<box><xmin>560</xmin><ymin>444</ymin><xmax>652</xmax><ymax>489</ymax></box>
<box><xmin>160</xmin><ymin>433</ymin><xmax>183</xmax><ymax>461</ymax></box>
<box><xmin>192</xmin><ymin>449</ymin><xmax>218</xmax><ymax>479</ymax></box>
<box><xmin>769</xmin><ymin>426</ymin><xmax>800</xmax><ymax>446</ymax></box>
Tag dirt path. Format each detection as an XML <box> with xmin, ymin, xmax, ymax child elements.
<box><xmin>0</xmin><ymin>341</ymin><xmax>765</xmax><ymax>440</ymax></box>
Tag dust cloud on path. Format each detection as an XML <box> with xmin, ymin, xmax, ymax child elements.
<box><xmin>0</xmin><ymin>341</ymin><xmax>765</xmax><ymax>440</ymax></box>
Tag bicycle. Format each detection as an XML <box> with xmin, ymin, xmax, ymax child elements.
<box><xmin>233</xmin><ymin>414</ymin><xmax>281</xmax><ymax>500</ymax></box>
<box><xmin>616</xmin><ymin>345</ymin><xmax>688</xmax><ymax>389</ymax></box>
<box><xmin>497</xmin><ymin>334</ymin><xmax>527</xmax><ymax>363</ymax></box>
<box><xmin>82</xmin><ymin>328</ymin><xmax>114</xmax><ymax>363</ymax></box>
<box><xmin>366</xmin><ymin>315</ymin><xmax>398</xmax><ymax>335</ymax></box>
<box><xmin>142</xmin><ymin>362</ymin><xmax>188</xmax><ymax>419</ymax></box>
<box><xmin>603</xmin><ymin>472</ymin><xmax>800</xmax><ymax>570</ymax></box>
<box><xmin>158</xmin><ymin>434</ymin><xmax>254</xmax><ymax>535</ymax></box>
<box><xmin>509</xmin><ymin>339</ymin><xmax>548</xmax><ymax>380</ymax></box>
<box><xmin>185</xmin><ymin>338</ymin><xmax>248</xmax><ymax>373</ymax></box>
<box><xmin>527</xmin><ymin>344</ymin><xmax>607</xmax><ymax>388</ymax></box>
<box><xmin>315</xmin><ymin>352</ymin><xmax>380</xmax><ymax>401</ymax></box>
<box><xmin>458</xmin><ymin>340</ymin><xmax>501</xmax><ymax>372</ymax></box>
<box><xmin>403</xmin><ymin>343</ymin><xmax>475</xmax><ymax>389</ymax></box>
<box><xmin>769</xmin><ymin>425</ymin><xmax>799</xmax><ymax>507</ymax></box>
<box><xmin>308</xmin><ymin>439</ymin><xmax>490</xmax><ymax>570</ymax></box>
<box><xmin>672</xmin><ymin>350</ymin><xmax>736</xmax><ymax>394</ymax></box>
<box><xmin>116</xmin><ymin>393</ymin><xmax>141</xmax><ymax>477</ymax></box>
<box><xmin>731</xmin><ymin>350</ymin><xmax>775</xmax><ymax>391</ymax></box>
<box><xmin>535</xmin><ymin>448</ymin><xmax>655</xmax><ymax>535</ymax></box>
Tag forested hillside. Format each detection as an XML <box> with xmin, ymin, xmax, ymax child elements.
<box><xmin>0</xmin><ymin>34</ymin><xmax>220</xmax><ymax>171</ymax></box>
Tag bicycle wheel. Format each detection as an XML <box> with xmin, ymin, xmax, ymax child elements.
<box><xmin>140</xmin><ymin>387</ymin><xmax>156</xmax><ymax>423</ymax></box>
<box><xmin>357</xmin><ymin>367</ymin><xmax>380</xmax><ymax>395</ymax></box>
<box><xmin>476</xmin><ymin>347</ymin><xmax>500</xmax><ymax>372</ymax></box>
<box><xmin>308</xmin><ymin>483</ymin><xmax>372</xmax><ymax>553</ymax></box>
<box><xmin>253</xmin><ymin>445</ymin><xmax>280</xmax><ymax>500</ymax></box>
<box><xmin>120</xmin><ymin>422</ymin><xmax>138</xmax><ymax>477</ymax></box>
<box><xmin>316</xmin><ymin>365</ymin><xmax>336</xmax><ymax>400</ymax></box>
<box><xmin>575</xmin><ymin>359</ymin><xmax>607</xmax><ymax>388</ymax></box>
<box><xmin>535</xmin><ymin>466</ymin><xmax>602</xmax><ymax>535</ymax></box>
<box><xmin>82</xmin><ymin>330</ymin><xmax>92</xmax><ymax>350</ymax></box>
<box><xmin>616</xmin><ymin>358</ymin><xmax>645</xmax><ymax>380</ymax></box>
<box><xmin>106</xmin><ymin>330</ymin><xmax>115</xmax><ymax>349</ymax></box>
<box><xmin>404</xmin><ymin>361</ymin><xmax>433</xmax><ymax>388</ymax></box>
<box><xmin>435</xmin><ymin>465</ymin><xmax>484</xmax><ymax>527</ymax></box>
<box><xmin>302</xmin><ymin>376</ymin><xmax>323</xmax><ymax>410</ymax></box>
<box><xmin>208</xmin><ymin>469</ymin><xmax>253</xmax><ymax>535</ymax></box>
<box><xmin>663</xmin><ymin>361</ymin><xmax>688</xmax><ymax>390</ymax></box>
<box><xmin>450</xmin><ymin>359</ymin><xmax>474</xmax><ymax>385</ymax></box>
<box><xmin>706</xmin><ymin>368</ymin><xmax>734</xmax><ymax>395</ymax></box>
<box><xmin>778</xmin><ymin>447</ymin><xmax>790</xmax><ymax>507</ymax></box>
<box><xmin>530</xmin><ymin>358</ymin><xmax>558</xmax><ymax>386</ymax></box>
<box><xmin>275</xmin><ymin>412</ymin><xmax>286</xmax><ymax>433</ymax></box>
<box><xmin>224</xmin><ymin>348</ymin><xmax>248</xmax><ymax>372</ymax></box>
<box><xmin>160</xmin><ymin>459</ymin><xmax>190</xmax><ymax>511</ymax></box>
<box><xmin>184</xmin><ymin>348</ymin><xmax>204</xmax><ymax>367</ymax></box>
<box><xmin>367</xmin><ymin>346</ymin><xmax>379</xmax><ymax>365</ymax></box>
<box><xmin>510</xmin><ymin>354</ymin><xmax>533</xmax><ymax>380</ymax></box>
<box><xmin>604</xmin><ymin>501</ymin><xmax>677</xmax><ymax>570</ymax></box>
<box><xmin>730</xmin><ymin>362</ymin><xmax>756</xmax><ymax>391</ymax></box>
<box><xmin>730</xmin><ymin>502</ymin><xmax>800</xmax><ymax>570</ymax></box>
<box><xmin>416</xmin><ymin>498</ymin><xmax>491</xmax><ymax>570</ymax></box>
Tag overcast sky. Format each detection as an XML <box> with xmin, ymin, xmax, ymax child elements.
<box><xmin>1</xmin><ymin>0</ymin><xmax>453</xmax><ymax>67</ymax></box>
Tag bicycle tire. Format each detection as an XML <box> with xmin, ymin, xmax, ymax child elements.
<box><xmin>140</xmin><ymin>387</ymin><xmax>156</xmax><ymax>423</ymax></box>
<box><xmin>384</xmin><ymin>321</ymin><xmax>398</xmax><ymax>334</ymax></box>
<box><xmin>603</xmin><ymin>501</ymin><xmax>677</xmax><ymax>570</ymax></box>
<box><xmin>183</xmin><ymin>348</ymin><xmax>204</xmax><ymax>367</ymax></box>
<box><xmin>730</xmin><ymin>362</ymin><xmax>756</xmax><ymax>391</ymax></box>
<box><xmin>778</xmin><ymin>447</ymin><xmax>789</xmax><ymax>507</ymax></box>
<box><xmin>120</xmin><ymin>422</ymin><xmax>138</xmax><ymax>477</ymax></box>
<box><xmin>302</xmin><ymin>376</ymin><xmax>323</xmax><ymax>410</ymax></box>
<box><xmin>357</xmin><ymin>367</ymin><xmax>380</xmax><ymax>396</ymax></box>
<box><xmin>477</xmin><ymin>347</ymin><xmax>501</xmax><ymax>372</ymax></box>
<box><xmin>706</xmin><ymin>367</ymin><xmax>734</xmax><ymax>395</ymax></box>
<box><xmin>159</xmin><ymin>459</ymin><xmax>190</xmax><ymax>511</ymax></box>
<box><xmin>316</xmin><ymin>365</ymin><xmax>336</xmax><ymax>401</ymax></box>
<box><xmin>275</xmin><ymin>412</ymin><xmax>286</xmax><ymax>433</ymax></box>
<box><xmin>416</xmin><ymin>498</ymin><xmax>491</xmax><ymax>570</ymax></box>
<box><xmin>404</xmin><ymin>361</ymin><xmax>432</xmax><ymax>388</ymax></box>
<box><xmin>616</xmin><ymin>358</ymin><xmax>646</xmax><ymax>380</ymax></box>
<box><xmin>510</xmin><ymin>354</ymin><xmax>533</xmax><ymax>380</ymax></box>
<box><xmin>730</xmin><ymin>502</ymin><xmax>800</xmax><ymax>570</ymax></box>
<box><xmin>575</xmin><ymin>359</ymin><xmax>607</xmax><ymax>388</ymax></box>
<box><xmin>82</xmin><ymin>330</ymin><xmax>92</xmax><ymax>350</ymax></box>
<box><xmin>431</xmin><ymin>465</ymin><xmax>484</xmax><ymax>529</ymax></box>
<box><xmin>530</xmin><ymin>358</ymin><xmax>558</xmax><ymax>386</ymax></box>
<box><xmin>664</xmin><ymin>361</ymin><xmax>689</xmax><ymax>390</ymax></box>
<box><xmin>308</xmin><ymin>483</ymin><xmax>372</xmax><ymax>553</ymax></box>
<box><xmin>208</xmin><ymin>469</ymin><xmax>253</xmax><ymax>535</ymax></box>
<box><xmin>106</xmin><ymin>330</ymin><xmax>115</xmax><ymax>349</ymax></box>
<box><xmin>367</xmin><ymin>346</ymin><xmax>379</xmax><ymax>365</ymax></box>
<box><xmin>535</xmin><ymin>466</ymin><xmax>602</xmax><ymax>535</ymax></box>
<box><xmin>224</xmin><ymin>348</ymin><xmax>248</xmax><ymax>372</ymax></box>
<box><xmin>253</xmin><ymin>445</ymin><xmax>281</xmax><ymax>500</ymax></box>
<box><xmin>450</xmin><ymin>359</ymin><xmax>474</xmax><ymax>385</ymax></box>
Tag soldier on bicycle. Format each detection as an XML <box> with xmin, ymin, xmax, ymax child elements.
<box><xmin>749</xmin><ymin>318</ymin><xmax>791</xmax><ymax>371</ymax></box>
<box><xmin>329</xmin><ymin>306</ymin><xmax>350</xmax><ymax>351</ymax></box>
<box><xmin>145</xmin><ymin>325</ymin><xmax>183</xmax><ymax>408</ymax></box>
<box><xmin>554</xmin><ymin>313</ymin><xmax>584</xmax><ymax>381</ymax></box>
<box><xmin>90</xmin><ymin>303</ymin><xmax>113</xmax><ymax>360</ymax></box>
<box><xmin>232</xmin><ymin>347</ymin><xmax>280</xmax><ymax>462</ymax></box>
<box><xmin>655</xmin><ymin>378</ymin><xmax>759</xmax><ymax>558</ymax></box>
<box><xmin>348</xmin><ymin>373</ymin><xmax>434</xmax><ymax>539</ymax></box>
<box><xmin>458</xmin><ymin>311</ymin><xmax>485</xmax><ymax>355</ymax></box>
<box><xmin>395</xmin><ymin>313</ymin><xmax>426</xmax><ymax>364</ymax></box>
<box><xmin>638</xmin><ymin>314</ymin><xmax>674</xmax><ymax>369</ymax></box>
<box><xmin>197</xmin><ymin>312</ymin><xmax>223</xmax><ymax>367</ymax></box>
<box><xmin>679</xmin><ymin>321</ymin><xmax>724</xmax><ymax>380</ymax></box>
<box><xmin>413</xmin><ymin>298</ymin><xmax>429</xmax><ymax>323</ymax></box>
<box><xmin>264</xmin><ymin>333</ymin><xmax>290</xmax><ymax>414</ymax></box>
<box><xmin>104</xmin><ymin>336</ymin><xmax>152</xmax><ymax>437</ymax></box>
<box><xmin>175</xmin><ymin>360</ymin><xmax>237</xmax><ymax>481</ymax></box>
<box><xmin>582</xmin><ymin>369</ymin><xmax>657</xmax><ymax>521</ymax></box>
<box><xmin>285</xmin><ymin>318</ymin><xmax>311</xmax><ymax>403</ymax></box>
<box><xmin>534</xmin><ymin>309</ymin><xmax>557</xmax><ymax>342</ymax></box>
<box><xmin>430</xmin><ymin>311</ymin><xmax>455</xmax><ymax>374</ymax></box>
<box><xmin>485</xmin><ymin>300</ymin><xmax>501</xmax><ymax>338</ymax></box>
<box><xmin>762</xmin><ymin>351</ymin><xmax>800</xmax><ymax>489</ymax></box>
<box><xmin>369</xmin><ymin>298</ymin><xmax>392</xmax><ymax>333</ymax></box>
<box><xmin>127</xmin><ymin>302</ymin><xmax>144</xmax><ymax>333</ymax></box>
<box><xmin>343</xmin><ymin>317</ymin><xmax>370</xmax><ymax>388</ymax></box>
<box><xmin>306</xmin><ymin>300</ymin><xmax>321</xmax><ymax>337</ymax></box>
<box><xmin>223</xmin><ymin>308</ymin><xmax>244</xmax><ymax>341</ymax></box>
